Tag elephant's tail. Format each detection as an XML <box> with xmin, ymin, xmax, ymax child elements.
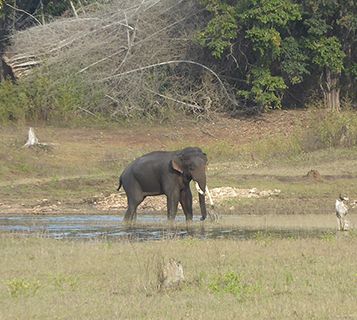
<box><xmin>117</xmin><ymin>176</ymin><xmax>122</xmax><ymax>191</ymax></box>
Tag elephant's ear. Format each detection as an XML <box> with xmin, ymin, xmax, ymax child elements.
<box><xmin>171</xmin><ymin>157</ymin><xmax>183</xmax><ymax>173</ymax></box>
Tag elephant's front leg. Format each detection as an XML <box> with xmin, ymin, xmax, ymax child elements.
<box><xmin>166</xmin><ymin>190</ymin><xmax>180</xmax><ymax>221</ymax></box>
<box><xmin>180</xmin><ymin>187</ymin><xmax>193</xmax><ymax>221</ymax></box>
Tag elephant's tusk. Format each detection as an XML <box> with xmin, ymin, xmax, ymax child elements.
<box><xmin>195</xmin><ymin>183</ymin><xmax>218</xmax><ymax>222</ymax></box>
<box><xmin>194</xmin><ymin>183</ymin><xmax>214</xmax><ymax>207</ymax></box>
<box><xmin>205</xmin><ymin>186</ymin><xmax>214</xmax><ymax>207</ymax></box>
<box><xmin>195</xmin><ymin>182</ymin><xmax>205</xmax><ymax>195</ymax></box>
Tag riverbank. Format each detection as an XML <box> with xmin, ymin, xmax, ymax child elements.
<box><xmin>1</xmin><ymin>110</ymin><xmax>357</xmax><ymax>217</ymax></box>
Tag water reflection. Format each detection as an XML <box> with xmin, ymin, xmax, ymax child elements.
<box><xmin>0</xmin><ymin>214</ymin><xmax>333</xmax><ymax>241</ymax></box>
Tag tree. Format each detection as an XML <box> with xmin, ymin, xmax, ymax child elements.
<box><xmin>301</xmin><ymin>0</ymin><xmax>356</xmax><ymax>111</ymax></box>
<box><xmin>198</xmin><ymin>0</ymin><xmax>301</xmax><ymax>111</ymax></box>
<box><xmin>198</xmin><ymin>0</ymin><xmax>357</xmax><ymax>112</ymax></box>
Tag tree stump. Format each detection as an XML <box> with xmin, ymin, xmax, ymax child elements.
<box><xmin>158</xmin><ymin>258</ymin><xmax>184</xmax><ymax>289</ymax></box>
<box><xmin>23</xmin><ymin>127</ymin><xmax>53</xmax><ymax>150</ymax></box>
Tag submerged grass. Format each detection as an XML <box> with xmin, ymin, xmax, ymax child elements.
<box><xmin>0</xmin><ymin>235</ymin><xmax>356</xmax><ymax>319</ymax></box>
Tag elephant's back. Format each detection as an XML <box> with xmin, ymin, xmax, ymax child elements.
<box><xmin>135</xmin><ymin>151</ymin><xmax>173</xmax><ymax>171</ymax></box>
<box><xmin>121</xmin><ymin>151</ymin><xmax>173</xmax><ymax>178</ymax></box>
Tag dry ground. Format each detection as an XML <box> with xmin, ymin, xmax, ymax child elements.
<box><xmin>1</xmin><ymin>109</ymin><xmax>357</xmax><ymax>218</ymax></box>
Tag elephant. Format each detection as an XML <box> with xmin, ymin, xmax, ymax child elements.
<box><xmin>117</xmin><ymin>147</ymin><xmax>208</xmax><ymax>222</ymax></box>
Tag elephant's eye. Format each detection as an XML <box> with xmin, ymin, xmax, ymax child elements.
<box><xmin>188</xmin><ymin>164</ymin><xmax>195</xmax><ymax>170</ymax></box>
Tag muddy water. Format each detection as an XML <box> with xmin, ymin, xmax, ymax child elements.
<box><xmin>0</xmin><ymin>215</ymin><xmax>334</xmax><ymax>241</ymax></box>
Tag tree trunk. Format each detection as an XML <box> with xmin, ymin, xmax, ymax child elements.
<box><xmin>323</xmin><ymin>68</ymin><xmax>341</xmax><ymax>112</ymax></box>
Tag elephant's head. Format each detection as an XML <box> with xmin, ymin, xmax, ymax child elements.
<box><xmin>172</xmin><ymin>147</ymin><xmax>208</xmax><ymax>220</ymax></box>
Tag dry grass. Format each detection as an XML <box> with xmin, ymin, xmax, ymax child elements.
<box><xmin>0</xmin><ymin>234</ymin><xmax>356</xmax><ymax>319</ymax></box>
<box><xmin>2</xmin><ymin>115</ymin><xmax>357</xmax><ymax>215</ymax></box>
<box><xmin>1</xmin><ymin>113</ymin><xmax>357</xmax><ymax>319</ymax></box>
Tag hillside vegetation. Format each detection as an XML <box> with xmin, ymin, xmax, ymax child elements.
<box><xmin>1</xmin><ymin>0</ymin><xmax>228</xmax><ymax>124</ymax></box>
<box><xmin>0</xmin><ymin>0</ymin><xmax>356</xmax><ymax>124</ymax></box>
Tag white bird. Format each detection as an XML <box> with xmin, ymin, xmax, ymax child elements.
<box><xmin>335</xmin><ymin>194</ymin><xmax>349</xmax><ymax>231</ymax></box>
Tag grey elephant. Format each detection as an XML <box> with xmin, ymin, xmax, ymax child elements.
<box><xmin>117</xmin><ymin>147</ymin><xmax>208</xmax><ymax>222</ymax></box>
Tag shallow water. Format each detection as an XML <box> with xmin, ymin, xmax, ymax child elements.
<box><xmin>0</xmin><ymin>214</ymin><xmax>335</xmax><ymax>241</ymax></box>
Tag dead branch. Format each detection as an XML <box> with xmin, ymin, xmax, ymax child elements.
<box><xmin>77</xmin><ymin>49</ymin><xmax>127</xmax><ymax>74</ymax></box>
<box><xmin>6</xmin><ymin>3</ymin><xmax>42</xmax><ymax>26</ymax></box>
<box><xmin>101</xmin><ymin>59</ymin><xmax>238</xmax><ymax>107</ymax></box>
<box><xmin>7</xmin><ymin>0</ymin><xmax>234</xmax><ymax>119</ymax></box>
<box><xmin>69</xmin><ymin>1</ymin><xmax>79</xmax><ymax>19</ymax></box>
<box><xmin>146</xmin><ymin>88</ymin><xmax>204</xmax><ymax>112</ymax></box>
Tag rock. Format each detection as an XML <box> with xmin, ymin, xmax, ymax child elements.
<box><xmin>94</xmin><ymin>186</ymin><xmax>281</xmax><ymax>212</ymax></box>
<box><xmin>249</xmin><ymin>187</ymin><xmax>258</xmax><ymax>194</ymax></box>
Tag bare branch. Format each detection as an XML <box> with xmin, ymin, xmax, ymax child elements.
<box><xmin>101</xmin><ymin>60</ymin><xmax>238</xmax><ymax>107</ymax></box>
<box><xmin>69</xmin><ymin>1</ymin><xmax>79</xmax><ymax>19</ymax></box>
<box><xmin>146</xmin><ymin>88</ymin><xmax>204</xmax><ymax>112</ymax></box>
<box><xmin>6</xmin><ymin>3</ymin><xmax>42</xmax><ymax>25</ymax></box>
<box><xmin>77</xmin><ymin>48</ymin><xmax>127</xmax><ymax>74</ymax></box>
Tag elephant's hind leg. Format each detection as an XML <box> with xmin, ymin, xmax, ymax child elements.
<box><xmin>123</xmin><ymin>183</ymin><xmax>145</xmax><ymax>222</ymax></box>
<box><xmin>124</xmin><ymin>196</ymin><xmax>144</xmax><ymax>221</ymax></box>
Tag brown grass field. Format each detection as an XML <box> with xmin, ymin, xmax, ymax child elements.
<box><xmin>1</xmin><ymin>110</ymin><xmax>357</xmax><ymax>319</ymax></box>
<box><xmin>0</xmin><ymin>234</ymin><xmax>356</xmax><ymax>319</ymax></box>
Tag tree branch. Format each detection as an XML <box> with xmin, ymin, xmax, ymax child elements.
<box><xmin>100</xmin><ymin>60</ymin><xmax>239</xmax><ymax>107</ymax></box>
<box><xmin>6</xmin><ymin>3</ymin><xmax>42</xmax><ymax>25</ymax></box>
<box><xmin>145</xmin><ymin>88</ymin><xmax>204</xmax><ymax>112</ymax></box>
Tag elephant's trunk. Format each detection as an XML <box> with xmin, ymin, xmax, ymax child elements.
<box><xmin>193</xmin><ymin>174</ymin><xmax>207</xmax><ymax>221</ymax></box>
<box><xmin>198</xmin><ymin>192</ymin><xmax>207</xmax><ymax>221</ymax></box>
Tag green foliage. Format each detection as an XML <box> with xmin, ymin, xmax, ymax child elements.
<box><xmin>41</xmin><ymin>0</ymin><xmax>99</xmax><ymax>18</ymax></box>
<box><xmin>245</xmin><ymin>27</ymin><xmax>282</xmax><ymax>59</ymax></box>
<box><xmin>348</xmin><ymin>63</ymin><xmax>357</xmax><ymax>79</ymax></box>
<box><xmin>239</xmin><ymin>0</ymin><xmax>301</xmax><ymax>27</ymax></box>
<box><xmin>308</xmin><ymin>37</ymin><xmax>345</xmax><ymax>73</ymax></box>
<box><xmin>199</xmin><ymin>0</ymin><xmax>357</xmax><ymax>111</ymax></box>
<box><xmin>51</xmin><ymin>273</ymin><xmax>79</xmax><ymax>291</ymax></box>
<box><xmin>253</xmin><ymin>231</ymin><xmax>276</xmax><ymax>246</ymax></box>
<box><xmin>197</xmin><ymin>2</ymin><xmax>238</xmax><ymax>58</ymax></box>
<box><xmin>43</xmin><ymin>0</ymin><xmax>69</xmax><ymax>17</ymax></box>
<box><xmin>0</xmin><ymin>72</ymin><xmax>104</xmax><ymax>125</ymax></box>
<box><xmin>241</xmin><ymin>68</ymin><xmax>287</xmax><ymax>110</ymax></box>
<box><xmin>284</xmin><ymin>271</ymin><xmax>294</xmax><ymax>286</ymax></box>
<box><xmin>281</xmin><ymin>37</ymin><xmax>310</xmax><ymax>84</ymax></box>
<box><xmin>204</xmin><ymin>141</ymin><xmax>238</xmax><ymax>160</ymax></box>
<box><xmin>304</xmin><ymin>16</ymin><xmax>331</xmax><ymax>37</ymax></box>
<box><xmin>199</xmin><ymin>0</ymin><xmax>302</xmax><ymax>110</ymax></box>
<box><xmin>208</xmin><ymin>271</ymin><xmax>258</xmax><ymax>299</ymax></box>
<box><xmin>7</xmin><ymin>278</ymin><xmax>41</xmax><ymax>297</ymax></box>
<box><xmin>0</xmin><ymin>81</ymin><xmax>28</xmax><ymax>123</ymax></box>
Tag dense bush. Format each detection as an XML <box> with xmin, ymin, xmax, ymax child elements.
<box><xmin>302</xmin><ymin>111</ymin><xmax>357</xmax><ymax>150</ymax></box>
<box><xmin>0</xmin><ymin>73</ymin><xmax>103</xmax><ymax>124</ymax></box>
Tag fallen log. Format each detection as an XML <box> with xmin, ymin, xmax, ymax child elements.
<box><xmin>2</xmin><ymin>54</ymin><xmax>41</xmax><ymax>80</ymax></box>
